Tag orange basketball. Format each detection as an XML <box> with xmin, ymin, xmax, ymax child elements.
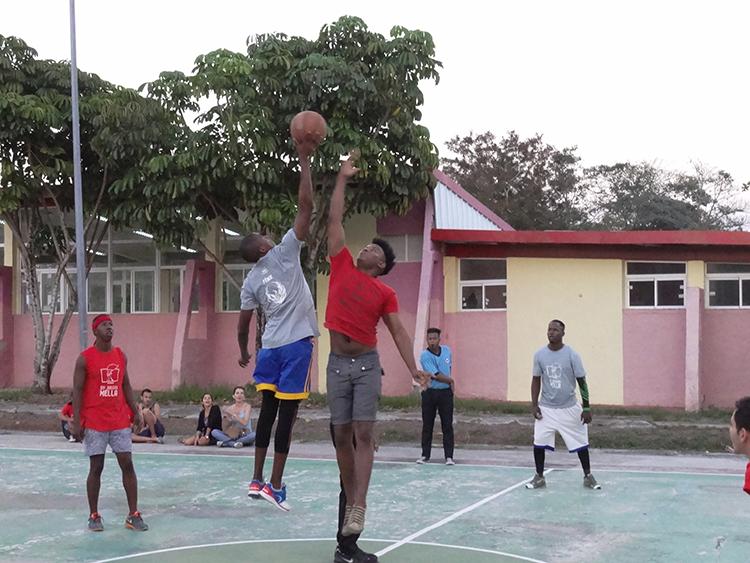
<box><xmin>290</xmin><ymin>111</ymin><xmax>327</xmax><ymax>146</ymax></box>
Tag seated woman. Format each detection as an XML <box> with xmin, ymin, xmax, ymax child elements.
<box><xmin>181</xmin><ymin>393</ymin><xmax>222</xmax><ymax>446</ymax></box>
<box><xmin>211</xmin><ymin>386</ymin><xmax>256</xmax><ymax>448</ymax></box>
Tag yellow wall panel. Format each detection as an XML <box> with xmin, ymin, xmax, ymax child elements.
<box><xmin>506</xmin><ymin>258</ymin><xmax>624</xmax><ymax>405</ymax></box>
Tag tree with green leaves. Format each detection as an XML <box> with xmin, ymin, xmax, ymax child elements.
<box><xmin>0</xmin><ymin>35</ymin><xmax>183</xmax><ymax>392</ymax></box>
<box><xmin>583</xmin><ymin>162</ymin><xmax>747</xmax><ymax>230</ymax></box>
<box><xmin>441</xmin><ymin>131</ymin><xmax>589</xmax><ymax>230</ymax></box>
<box><xmin>140</xmin><ymin>16</ymin><xmax>441</xmax><ymax>276</ymax></box>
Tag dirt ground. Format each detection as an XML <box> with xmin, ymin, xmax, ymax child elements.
<box><xmin>0</xmin><ymin>399</ymin><xmax>730</xmax><ymax>452</ymax></box>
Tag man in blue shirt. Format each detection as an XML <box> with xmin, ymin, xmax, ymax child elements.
<box><xmin>417</xmin><ymin>328</ymin><xmax>455</xmax><ymax>465</ymax></box>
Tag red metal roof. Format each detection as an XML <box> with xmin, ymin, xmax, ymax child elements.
<box><xmin>432</xmin><ymin>229</ymin><xmax>750</xmax><ymax>247</ymax></box>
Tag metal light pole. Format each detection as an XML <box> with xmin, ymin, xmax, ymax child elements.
<box><xmin>69</xmin><ymin>0</ymin><xmax>88</xmax><ymax>349</ymax></box>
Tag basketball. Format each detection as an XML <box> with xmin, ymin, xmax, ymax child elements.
<box><xmin>290</xmin><ymin>111</ymin><xmax>327</xmax><ymax>146</ymax></box>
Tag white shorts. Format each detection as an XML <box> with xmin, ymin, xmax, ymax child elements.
<box><xmin>533</xmin><ymin>404</ymin><xmax>589</xmax><ymax>452</ymax></box>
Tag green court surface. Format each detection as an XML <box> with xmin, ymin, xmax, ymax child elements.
<box><xmin>0</xmin><ymin>448</ymin><xmax>747</xmax><ymax>562</ymax></box>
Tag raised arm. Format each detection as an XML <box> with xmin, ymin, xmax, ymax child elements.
<box><xmin>383</xmin><ymin>313</ymin><xmax>429</xmax><ymax>387</ymax></box>
<box><xmin>327</xmin><ymin>152</ymin><xmax>360</xmax><ymax>257</ymax></box>
<box><xmin>293</xmin><ymin>141</ymin><xmax>314</xmax><ymax>241</ymax></box>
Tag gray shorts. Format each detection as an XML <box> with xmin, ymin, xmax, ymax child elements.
<box><xmin>83</xmin><ymin>427</ymin><xmax>133</xmax><ymax>457</ymax></box>
<box><xmin>327</xmin><ymin>351</ymin><xmax>382</xmax><ymax>425</ymax></box>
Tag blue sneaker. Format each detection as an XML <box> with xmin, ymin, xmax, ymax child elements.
<box><xmin>259</xmin><ymin>482</ymin><xmax>290</xmax><ymax>512</ymax></box>
<box><xmin>247</xmin><ymin>479</ymin><xmax>264</xmax><ymax>499</ymax></box>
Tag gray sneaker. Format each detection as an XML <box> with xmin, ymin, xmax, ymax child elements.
<box><xmin>87</xmin><ymin>512</ymin><xmax>104</xmax><ymax>532</ymax></box>
<box><xmin>525</xmin><ymin>473</ymin><xmax>546</xmax><ymax>489</ymax></box>
<box><xmin>415</xmin><ymin>456</ymin><xmax>429</xmax><ymax>464</ymax></box>
<box><xmin>125</xmin><ymin>511</ymin><xmax>149</xmax><ymax>531</ymax></box>
<box><xmin>583</xmin><ymin>474</ymin><xmax>602</xmax><ymax>490</ymax></box>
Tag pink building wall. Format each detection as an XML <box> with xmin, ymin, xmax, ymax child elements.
<box><xmin>701</xmin><ymin>310</ymin><xmax>750</xmax><ymax>408</ymax></box>
<box><xmin>442</xmin><ymin>311</ymin><xmax>508</xmax><ymax>400</ymax></box>
<box><xmin>12</xmin><ymin>314</ymin><xmax>179</xmax><ymax>391</ymax></box>
<box><xmin>623</xmin><ymin>310</ymin><xmax>686</xmax><ymax>407</ymax></box>
<box><xmin>0</xmin><ymin>267</ymin><xmax>13</xmax><ymax>387</ymax></box>
<box><xmin>377</xmin><ymin>201</ymin><xmax>426</xmax><ymax>236</ymax></box>
<box><xmin>378</xmin><ymin>262</ymin><xmax>421</xmax><ymax>395</ymax></box>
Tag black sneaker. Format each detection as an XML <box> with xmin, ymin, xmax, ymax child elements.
<box><xmin>125</xmin><ymin>511</ymin><xmax>149</xmax><ymax>531</ymax></box>
<box><xmin>334</xmin><ymin>546</ymin><xmax>379</xmax><ymax>563</ymax></box>
<box><xmin>87</xmin><ymin>512</ymin><xmax>104</xmax><ymax>532</ymax></box>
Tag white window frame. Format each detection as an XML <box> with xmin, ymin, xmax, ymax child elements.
<box><xmin>378</xmin><ymin>234</ymin><xmax>424</xmax><ymax>263</ymax></box>
<box><xmin>221</xmin><ymin>265</ymin><xmax>251</xmax><ymax>312</ymax></box>
<box><xmin>458</xmin><ymin>258</ymin><xmax>507</xmax><ymax>311</ymax></box>
<box><xmin>625</xmin><ymin>262</ymin><xmax>686</xmax><ymax>309</ymax></box>
<box><xmin>705</xmin><ymin>265</ymin><xmax>750</xmax><ymax>309</ymax></box>
<box><xmin>111</xmin><ymin>266</ymin><xmax>157</xmax><ymax>314</ymax></box>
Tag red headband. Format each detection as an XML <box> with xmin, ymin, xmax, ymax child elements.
<box><xmin>92</xmin><ymin>315</ymin><xmax>112</xmax><ymax>332</ymax></box>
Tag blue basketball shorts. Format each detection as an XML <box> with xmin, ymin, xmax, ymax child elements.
<box><xmin>253</xmin><ymin>337</ymin><xmax>314</xmax><ymax>400</ymax></box>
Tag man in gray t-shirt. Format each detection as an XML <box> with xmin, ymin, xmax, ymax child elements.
<box><xmin>236</xmin><ymin>138</ymin><xmax>319</xmax><ymax>511</ymax></box>
<box><xmin>526</xmin><ymin>319</ymin><xmax>602</xmax><ymax>491</ymax></box>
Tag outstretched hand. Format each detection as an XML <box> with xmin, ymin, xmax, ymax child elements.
<box><xmin>338</xmin><ymin>150</ymin><xmax>360</xmax><ymax>179</ymax></box>
<box><xmin>412</xmin><ymin>369</ymin><xmax>431</xmax><ymax>390</ymax></box>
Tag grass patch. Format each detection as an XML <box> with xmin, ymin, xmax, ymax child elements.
<box><xmin>157</xmin><ymin>384</ymin><xmax>252</xmax><ymax>404</ymax></box>
<box><xmin>0</xmin><ymin>388</ymin><xmax>35</xmax><ymax>401</ymax></box>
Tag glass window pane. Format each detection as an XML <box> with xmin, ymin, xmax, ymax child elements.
<box><xmin>461</xmin><ymin>286</ymin><xmax>482</xmax><ymax>310</ymax></box>
<box><xmin>111</xmin><ymin>242</ymin><xmax>156</xmax><ymax>266</ymax></box>
<box><xmin>743</xmin><ymin>280</ymin><xmax>750</xmax><ymax>307</ymax></box>
<box><xmin>657</xmin><ymin>279</ymin><xmax>684</xmax><ymax>306</ymax></box>
<box><xmin>40</xmin><ymin>272</ymin><xmax>62</xmax><ymax>313</ymax></box>
<box><xmin>460</xmin><ymin>259</ymin><xmax>507</xmax><ymax>281</ymax></box>
<box><xmin>222</xmin><ymin>271</ymin><xmax>242</xmax><ymax>312</ymax></box>
<box><xmin>484</xmin><ymin>284</ymin><xmax>507</xmax><ymax>309</ymax></box>
<box><xmin>161</xmin><ymin>247</ymin><xmax>203</xmax><ymax>266</ymax></box>
<box><xmin>88</xmin><ymin>271</ymin><xmax>107</xmax><ymax>313</ymax></box>
<box><xmin>629</xmin><ymin>281</ymin><xmax>655</xmax><ymax>306</ymax></box>
<box><xmin>707</xmin><ymin>263</ymin><xmax>750</xmax><ymax>274</ymax></box>
<box><xmin>112</xmin><ymin>270</ymin><xmax>132</xmax><ymax>313</ymax></box>
<box><xmin>133</xmin><ymin>271</ymin><xmax>155</xmax><ymax>312</ymax></box>
<box><xmin>160</xmin><ymin>269</ymin><xmax>182</xmax><ymax>313</ymax></box>
<box><xmin>627</xmin><ymin>262</ymin><xmax>686</xmax><ymax>275</ymax></box>
<box><xmin>708</xmin><ymin>279</ymin><xmax>739</xmax><ymax>307</ymax></box>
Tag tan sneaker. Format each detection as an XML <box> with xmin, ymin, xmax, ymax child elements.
<box><xmin>525</xmin><ymin>473</ymin><xmax>546</xmax><ymax>489</ymax></box>
<box><xmin>341</xmin><ymin>505</ymin><xmax>366</xmax><ymax>536</ymax></box>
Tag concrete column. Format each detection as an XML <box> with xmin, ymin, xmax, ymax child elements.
<box><xmin>0</xmin><ymin>267</ymin><xmax>13</xmax><ymax>387</ymax></box>
<box><xmin>685</xmin><ymin>261</ymin><xmax>704</xmax><ymax>411</ymax></box>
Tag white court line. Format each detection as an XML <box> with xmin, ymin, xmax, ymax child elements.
<box><xmin>91</xmin><ymin>538</ymin><xmax>547</xmax><ymax>563</ymax></box>
<box><xmin>374</xmin><ymin>469</ymin><xmax>555</xmax><ymax>558</ymax></box>
<box><xmin>0</xmin><ymin>446</ymin><xmax>742</xmax><ymax>475</ymax></box>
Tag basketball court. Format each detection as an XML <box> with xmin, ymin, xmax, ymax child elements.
<box><xmin>0</xmin><ymin>435</ymin><xmax>747</xmax><ymax>562</ymax></box>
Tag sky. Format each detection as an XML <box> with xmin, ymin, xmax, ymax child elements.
<box><xmin>3</xmin><ymin>0</ymin><xmax>750</xmax><ymax>183</ymax></box>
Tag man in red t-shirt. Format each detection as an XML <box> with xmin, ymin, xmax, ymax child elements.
<box><xmin>70</xmin><ymin>315</ymin><xmax>148</xmax><ymax>532</ymax></box>
<box><xmin>728</xmin><ymin>396</ymin><xmax>750</xmax><ymax>496</ymax></box>
<box><xmin>325</xmin><ymin>152</ymin><xmax>429</xmax><ymax>554</ymax></box>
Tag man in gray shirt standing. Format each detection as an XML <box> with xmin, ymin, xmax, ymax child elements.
<box><xmin>237</xmin><ymin>137</ymin><xmax>319</xmax><ymax>511</ymax></box>
<box><xmin>526</xmin><ymin>319</ymin><xmax>602</xmax><ymax>490</ymax></box>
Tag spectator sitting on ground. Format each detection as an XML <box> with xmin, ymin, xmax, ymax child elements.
<box><xmin>131</xmin><ymin>388</ymin><xmax>165</xmax><ymax>444</ymax></box>
<box><xmin>59</xmin><ymin>395</ymin><xmax>78</xmax><ymax>442</ymax></box>
<box><xmin>211</xmin><ymin>386</ymin><xmax>256</xmax><ymax>448</ymax></box>
<box><xmin>181</xmin><ymin>393</ymin><xmax>222</xmax><ymax>446</ymax></box>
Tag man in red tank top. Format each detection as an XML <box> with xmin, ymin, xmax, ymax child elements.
<box><xmin>325</xmin><ymin>152</ymin><xmax>429</xmax><ymax>558</ymax></box>
<box><xmin>71</xmin><ymin>315</ymin><xmax>148</xmax><ymax>532</ymax></box>
<box><xmin>728</xmin><ymin>396</ymin><xmax>750</xmax><ymax>496</ymax></box>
